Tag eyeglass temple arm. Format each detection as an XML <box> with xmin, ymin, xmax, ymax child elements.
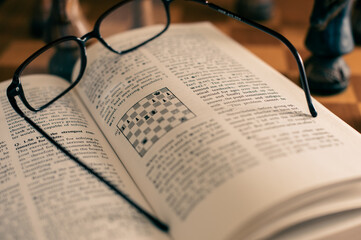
<box><xmin>186</xmin><ymin>0</ymin><xmax>317</xmax><ymax>118</ymax></box>
<box><xmin>32</xmin><ymin>117</ymin><xmax>170</xmax><ymax>231</ymax></box>
<box><xmin>7</xmin><ymin>92</ymin><xmax>169</xmax><ymax>233</ymax></box>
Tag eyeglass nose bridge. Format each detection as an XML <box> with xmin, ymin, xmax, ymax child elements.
<box><xmin>80</xmin><ymin>30</ymin><xmax>100</xmax><ymax>43</ymax></box>
<box><xmin>79</xmin><ymin>29</ymin><xmax>122</xmax><ymax>55</ymax></box>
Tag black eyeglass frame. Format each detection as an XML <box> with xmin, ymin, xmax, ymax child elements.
<box><xmin>8</xmin><ymin>0</ymin><xmax>171</xmax><ymax>113</ymax></box>
<box><xmin>7</xmin><ymin>0</ymin><xmax>318</xmax><ymax>234</ymax></box>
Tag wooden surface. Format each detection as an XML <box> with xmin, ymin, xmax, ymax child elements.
<box><xmin>1</xmin><ymin>0</ymin><xmax>361</xmax><ymax>132</ymax></box>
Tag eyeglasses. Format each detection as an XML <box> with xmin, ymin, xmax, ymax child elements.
<box><xmin>7</xmin><ymin>0</ymin><xmax>317</xmax><ymax>233</ymax></box>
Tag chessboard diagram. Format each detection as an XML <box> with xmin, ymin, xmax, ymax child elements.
<box><xmin>117</xmin><ymin>87</ymin><xmax>196</xmax><ymax>157</ymax></box>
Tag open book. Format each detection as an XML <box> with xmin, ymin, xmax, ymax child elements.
<box><xmin>2</xmin><ymin>22</ymin><xmax>361</xmax><ymax>240</ymax></box>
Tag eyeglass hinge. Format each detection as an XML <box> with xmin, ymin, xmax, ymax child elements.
<box><xmin>7</xmin><ymin>86</ymin><xmax>20</xmax><ymax>98</ymax></box>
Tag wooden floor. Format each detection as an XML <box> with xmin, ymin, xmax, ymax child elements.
<box><xmin>1</xmin><ymin>0</ymin><xmax>361</xmax><ymax>132</ymax></box>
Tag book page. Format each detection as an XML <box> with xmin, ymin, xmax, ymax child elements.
<box><xmin>74</xmin><ymin>23</ymin><xmax>361</xmax><ymax>240</ymax></box>
<box><xmin>0</xmin><ymin>77</ymin><xmax>169</xmax><ymax>240</ymax></box>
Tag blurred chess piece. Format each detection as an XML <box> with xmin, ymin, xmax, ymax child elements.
<box><xmin>29</xmin><ymin>0</ymin><xmax>158</xmax><ymax>81</ymax></box>
<box><xmin>305</xmin><ymin>0</ymin><xmax>354</xmax><ymax>95</ymax></box>
<box><xmin>44</xmin><ymin>0</ymin><xmax>90</xmax><ymax>43</ymax></box>
<box><xmin>352</xmin><ymin>0</ymin><xmax>361</xmax><ymax>44</ymax></box>
<box><xmin>31</xmin><ymin>0</ymin><xmax>89</xmax><ymax>42</ymax></box>
<box><xmin>30</xmin><ymin>0</ymin><xmax>90</xmax><ymax>82</ymax></box>
<box><xmin>235</xmin><ymin>0</ymin><xmax>274</xmax><ymax>21</ymax></box>
<box><xmin>30</xmin><ymin>0</ymin><xmax>50</xmax><ymax>38</ymax></box>
<box><xmin>133</xmin><ymin>0</ymin><xmax>155</xmax><ymax>27</ymax></box>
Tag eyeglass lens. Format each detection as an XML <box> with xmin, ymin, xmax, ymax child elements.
<box><xmin>99</xmin><ymin>0</ymin><xmax>167</xmax><ymax>52</ymax></box>
<box><xmin>20</xmin><ymin>39</ymin><xmax>82</xmax><ymax>110</ymax></box>
<box><xmin>19</xmin><ymin>0</ymin><xmax>168</xmax><ymax>111</ymax></box>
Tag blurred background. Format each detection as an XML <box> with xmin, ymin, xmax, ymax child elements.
<box><xmin>0</xmin><ymin>0</ymin><xmax>314</xmax><ymax>81</ymax></box>
<box><xmin>1</xmin><ymin>0</ymin><xmax>361</xmax><ymax>132</ymax></box>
